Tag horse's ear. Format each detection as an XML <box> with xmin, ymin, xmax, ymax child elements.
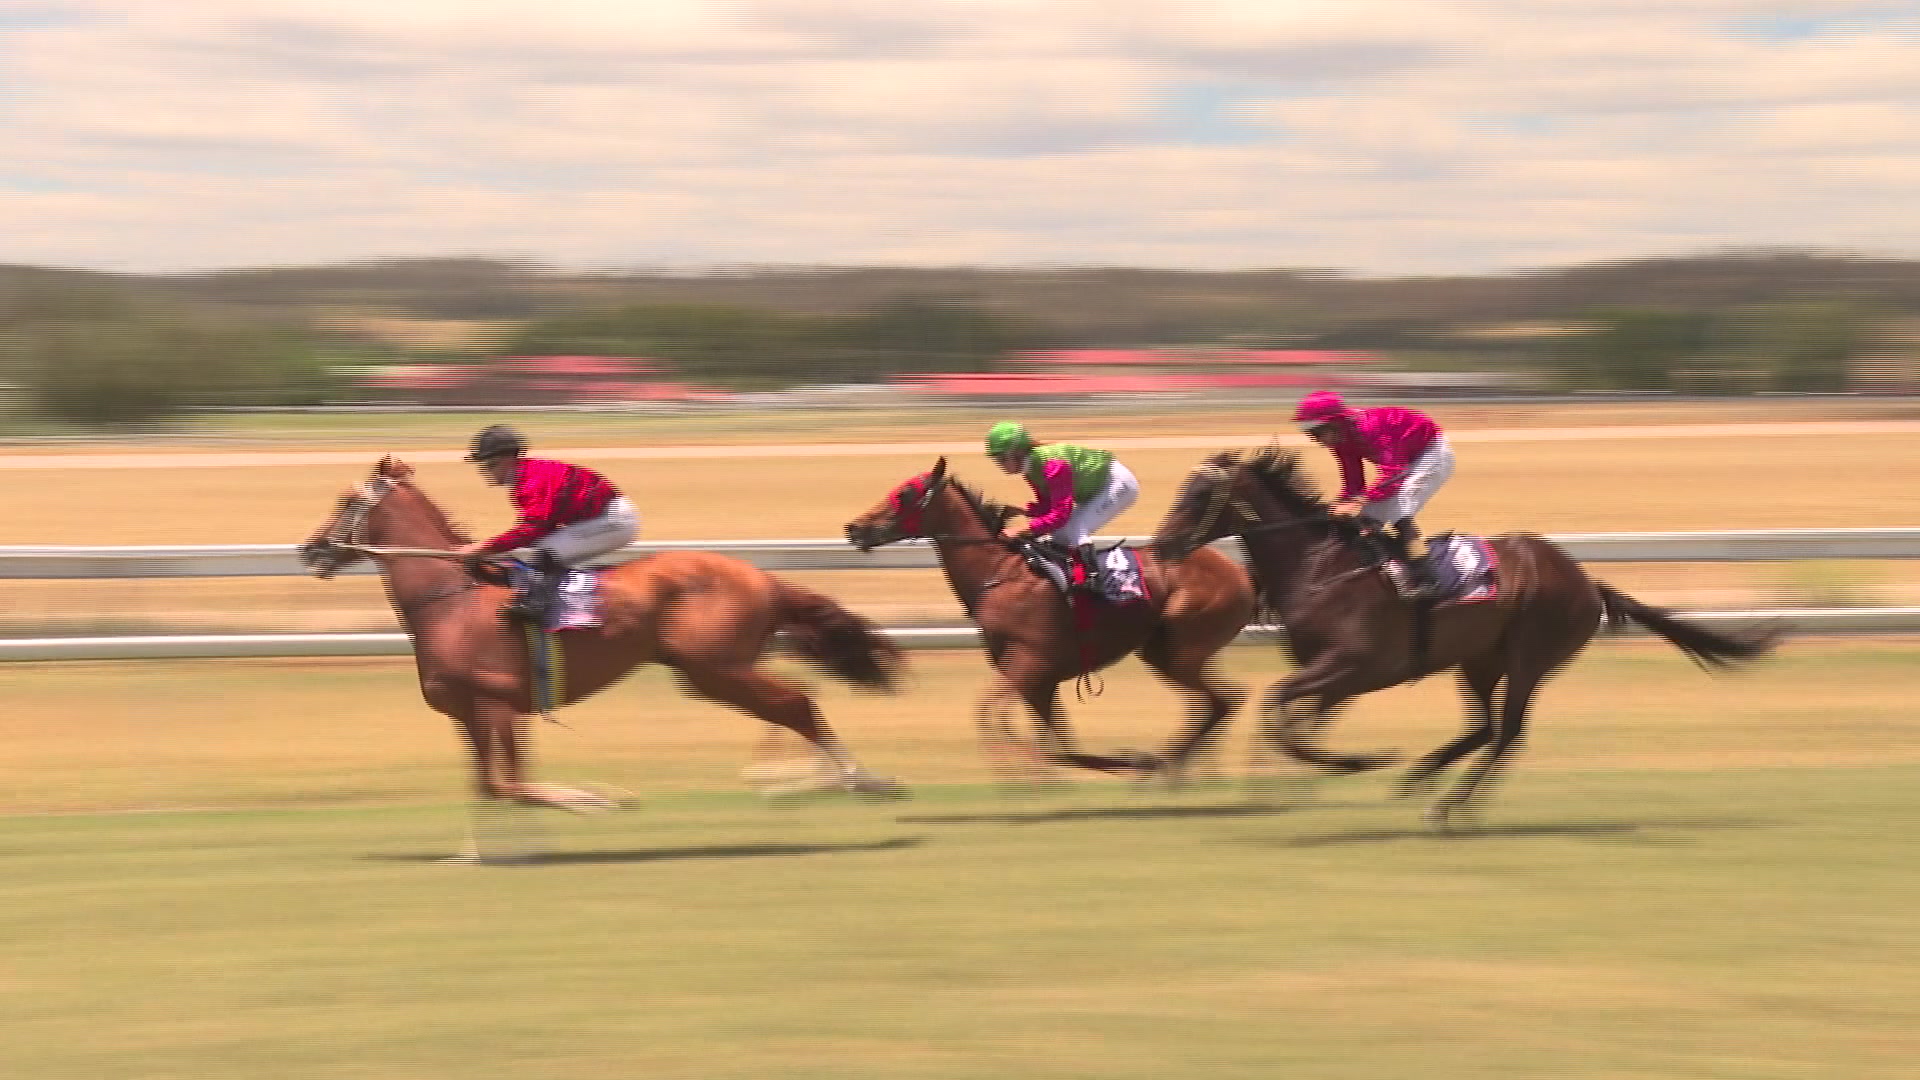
<box><xmin>376</xmin><ymin>455</ymin><xmax>414</xmax><ymax>482</ymax></box>
<box><xmin>930</xmin><ymin>456</ymin><xmax>949</xmax><ymax>487</ymax></box>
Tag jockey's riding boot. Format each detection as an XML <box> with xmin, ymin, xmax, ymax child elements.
<box><xmin>1071</xmin><ymin>542</ymin><xmax>1101</xmax><ymax>596</ymax></box>
<box><xmin>1386</xmin><ymin>520</ymin><xmax>1443</xmax><ymax>602</ymax></box>
<box><xmin>504</xmin><ymin>549</ymin><xmax>562</xmax><ymax>623</ymax></box>
<box><xmin>1356</xmin><ymin>522</ymin><xmax>1398</xmax><ymax>570</ymax></box>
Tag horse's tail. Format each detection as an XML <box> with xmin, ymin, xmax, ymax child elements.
<box><xmin>1596</xmin><ymin>583</ymin><xmax>1781</xmax><ymax>670</ymax></box>
<box><xmin>773</xmin><ymin>579</ymin><xmax>905</xmax><ymax>692</ymax></box>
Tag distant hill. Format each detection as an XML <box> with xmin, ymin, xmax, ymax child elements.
<box><xmin>10</xmin><ymin>250</ymin><xmax>1920</xmax><ymax>349</ymax></box>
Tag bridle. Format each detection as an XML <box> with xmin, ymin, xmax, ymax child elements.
<box><xmin>301</xmin><ymin>475</ymin><xmax>403</xmax><ymax>576</ymax></box>
<box><xmin>320</xmin><ymin>475</ymin><xmax>397</xmax><ymax>553</ymax></box>
<box><xmin>303</xmin><ymin>474</ymin><xmax>477</xmax><ymax>610</ymax></box>
<box><xmin>889</xmin><ymin>473</ymin><xmax>940</xmax><ymax>537</ymax></box>
<box><xmin>1163</xmin><ymin>459</ymin><xmax>1259</xmax><ymax>556</ymax></box>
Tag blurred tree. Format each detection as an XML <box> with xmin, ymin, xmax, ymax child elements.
<box><xmin>504</xmin><ymin>296</ymin><xmax>1046</xmax><ymax>387</ymax></box>
<box><xmin>821</xmin><ymin>295</ymin><xmax>1043</xmax><ymax>378</ymax></box>
<box><xmin>1556</xmin><ymin>309</ymin><xmax>1714</xmax><ymax>391</ymax></box>
<box><xmin>10</xmin><ymin>296</ymin><xmax>333</xmax><ymax>425</ymax></box>
<box><xmin>504</xmin><ymin>302</ymin><xmax>802</xmax><ymax>385</ymax></box>
<box><xmin>1723</xmin><ymin>301</ymin><xmax>1871</xmax><ymax>393</ymax></box>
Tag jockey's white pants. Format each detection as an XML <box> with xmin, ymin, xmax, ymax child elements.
<box><xmin>1361</xmin><ymin>436</ymin><xmax>1455</xmax><ymax>525</ymax></box>
<box><xmin>1047</xmin><ymin>463</ymin><xmax>1139</xmax><ymax>547</ymax></box>
<box><xmin>524</xmin><ymin>497</ymin><xmax>639</xmax><ymax>567</ymax></box>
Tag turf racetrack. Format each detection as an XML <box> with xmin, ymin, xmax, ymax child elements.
<box><xmin>2</xmin><ymin>642</ymin><xmax>1916</xmax><ymax>1078</ymax></box>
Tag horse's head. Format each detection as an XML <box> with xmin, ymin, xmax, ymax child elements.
<box><xmin>844</xmin><ymin>458</ymin><xmax>953</xmax><ymax>551</ymax></box>
<box><xmin>1152</xmin><ymin>451</ymin><xmax>1259</xmax><ymax>560</ymax></box>
<box><xmin>297</xmin><ymin>455</ymin><xmax>416</xmax><ymax>579</ymax></box>
<box><xmin>1153</xmin><ymin>445</ymin><xmax>1318</xmax><ymax>559</ymax></box>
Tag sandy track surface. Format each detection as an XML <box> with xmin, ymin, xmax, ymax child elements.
<box><xmin>2</xmin><ymin>420</ymin><xmax>1916</xmax><ymax>471</ymax></box>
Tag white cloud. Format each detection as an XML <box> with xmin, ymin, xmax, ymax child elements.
<box><xmin>2</xmin><ymin>0</ymin><xmax>1918</xmax><ymax>272</ymax></box>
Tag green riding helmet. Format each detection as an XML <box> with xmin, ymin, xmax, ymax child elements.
<box><xmin>985</xmin><ymin>421</ymin><xmax>1033</xmax><ymax>459</ymax></box>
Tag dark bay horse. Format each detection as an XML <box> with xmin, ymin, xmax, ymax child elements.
<box><xmin>299</xmin><ymin>457</ymin><xmax>906</xmax><ymax>859</ymax></box>
<box><xmin>1152</xmin><ymin>447</ymin><xmax>1779</xmax><ymax>828</ymax></box>
<box><xmin>845</xmin><ymin>457</ymin><xmax>1256</xmax><ymax>779</ymax></box>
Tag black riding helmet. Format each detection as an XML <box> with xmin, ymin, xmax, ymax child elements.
<box><xmin>465</xmin><ymin>423</ymin><xmax>527</xmax><ymax>462</ymax></box>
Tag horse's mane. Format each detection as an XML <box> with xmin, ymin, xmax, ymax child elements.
<box><xmin>1219</xmin><ymin>445</ymin><xmax>1324</xmax><ymax>518</ymax></box>
<box><xmin>1204</xmin><ymin>446</ymin><xmax>1329</xmax><ymax>623</ymax></box>
<box><xmin>366</xmin><ymin>457</ymin><xmax>473</xmax><ymax>546</ymax></box>
<box><xmin>391</xmin><ymin>482</ymin><xmax>474</xmax><ymax>545</ymax></box>
<box><xmin>945</xmin><ymin>475</ymin><xmax>1018</xmax><ymax>536</ymax></box>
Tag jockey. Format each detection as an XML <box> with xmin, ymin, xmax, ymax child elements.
<box><xmin>1293</xmin><ymin>390</ymin><xmax>1456</xmax><ymax>600</ymax></box>
<box><xmin>985</xmin><ymin>420</ymin><xmax>1139</xmax><ymax>596</ymax></box>
<box><xmin>455</xmin><ymin>424</ymin><xmax>639</xmax><ymax>622</ymax></box>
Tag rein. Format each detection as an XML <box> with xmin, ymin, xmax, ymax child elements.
<box><xmin>338</xmin><ymin>544</ymin><xmax>466</xmax><ymax>560</ymax></box>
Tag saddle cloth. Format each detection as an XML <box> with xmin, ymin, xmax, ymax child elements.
<box><xmin>506</xmin><ymin>561</ymin><xmax>606</xmax><ymax>631</ymax></box>
<box><xmin>1066</xmin><ymin>544</ymin><xmax>1152</xmax><ymax>607</ymax></box>
<box><xmin>1095</xmin><ymin>545</ymin><xmax>1152</xmax><ymax>606</ymax></box>
<box><xmin>1420</xmin><ymin>533</ymin><xmax>1499</xmax><ymax>604</ymax></box>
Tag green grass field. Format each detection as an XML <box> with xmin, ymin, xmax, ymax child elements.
<box><xmin>5</xmin><ymin>399</ymin><xmax>1918</xmax><ymax>1076</ymax></box>
<box><xmin>2</xmin><ymin>643</ymin><xmax>1917</xmax><ymax>1078</ymax></box>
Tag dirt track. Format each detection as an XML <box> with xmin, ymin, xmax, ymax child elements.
<box><xmin>3</xmin><ymin>420</ymin><xmax>1916</xmax><ymax>471</ymax></box>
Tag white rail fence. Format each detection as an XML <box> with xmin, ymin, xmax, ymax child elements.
<box><xmin>4</xmin><ymin>529</ymin><xmax>1919</xmax><ymax>661</ymax></box>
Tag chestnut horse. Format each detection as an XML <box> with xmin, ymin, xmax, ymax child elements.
<box><xmin>1152</xmin><ymin>447</ymin><xmax>1779</xmax><ymax>828</ymax></box>
<box><xmin>299</xmin><ymin>457</ymin><xmax>906</xmax><ymax>859</ymax></box>
<box><xmin>845</xmin><ymin>458</ymin><xmax>1256</xmax><ymax>779</ymax></box>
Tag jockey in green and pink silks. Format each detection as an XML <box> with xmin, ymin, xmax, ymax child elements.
<box><xmin>985</xmin><ymin>421</ymin><xmax>1139</xmax><ymax>593</ymax></box>
<box><xmin>1293</xmin><ymin>390</ymin><xmax>1455</xmax><ymax>597</ymax></box>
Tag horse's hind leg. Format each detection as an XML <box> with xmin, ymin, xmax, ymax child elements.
<box><xmin>1398</xmin><ymin>656</ymin><xmax>1501</xmax><ymax>800</ymax></box>
<box><xmin>1431</xmin><ymin>664</ymin><xmax>1541</xmax><ymax>831</ymax></box>
<box><xmin>678</xmin><ymin>662</ymin><xmax>904</xmax><ymax>798</ymax></box>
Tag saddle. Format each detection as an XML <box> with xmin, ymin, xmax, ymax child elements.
<box><xmin>1343</xmin><ymin>522</ymin><xmax>1498</xmax><ymax>606</ymax></box>
<box><xmin>1013</xmin><ymin>539</ymin><xmax>1151</xmax><ymax>607</ymax></box>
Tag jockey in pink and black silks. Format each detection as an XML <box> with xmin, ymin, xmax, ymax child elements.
<box><xmin>986</xmin><ymin>421</ymin><xmax>1140</xmax><ymax>594</ymax></box>
<box><xmin>456</xmin><ymin>424</ymin><xmax>640</xmax><ymax>621</ymax></box>
<box><xmin>1293</xmin><ymin>390</ymin><xmax>1455</xmax><ymax>597</ymax></box>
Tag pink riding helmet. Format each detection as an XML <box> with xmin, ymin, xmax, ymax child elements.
<box><xmin>1293</xmin><ymin>390</ymin><xmax>1355</xmax><ymax>430</ymax></box>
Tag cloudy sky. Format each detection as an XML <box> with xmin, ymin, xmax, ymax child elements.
<box><xmin>3</xmin><ymin>0</ymin><xmax>1916</xmax><ymax>274</ymax></box>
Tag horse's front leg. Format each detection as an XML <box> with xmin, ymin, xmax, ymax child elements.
<box><xmin>426</xmin><ymin>686</ymin><xmax>545</xmax><ymax>865</ymax></box>
<box><xmin>1261</xmin><ymin>655</ymin><xmax>1398</xmax><ymax>773</ymax></box>
<box><xmin>469</xmin><ymin>696</ymin><xmax>620</xmax><ymax>815</ymax></box>
<box><xmin>1000</xmin><ymin>656</ymin><xmax>1151</xmax><ymax>777</ymax></box>
<box><xmin>973</xmin><ymin>676</ymin><xmax>1057</xmax><ymax>791</ymax></box>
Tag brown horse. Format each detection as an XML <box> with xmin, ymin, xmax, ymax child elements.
<box><xmin>844</xmin><ymin>457</ymin><xmax>1256</xmax><ymax>779</ymax></box>
<box><xmin>1152</xmin><ymin>447</ymin><xmax>1779</xmax><ymax>828</ymax></box>
<box><xmin>298</xmin><ymin>456</ymin><xmax>906</xmax><ymax>860</ymax></box>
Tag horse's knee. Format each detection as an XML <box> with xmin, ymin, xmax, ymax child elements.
<box><xmin>420</xmin><ymin>679</ymin><xmax>455</xmax><ymax>712</ymax></box>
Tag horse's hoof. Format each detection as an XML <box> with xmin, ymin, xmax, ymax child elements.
<box><xmin>1425</xmin><ymin>802</ymin><xmax>1479</xmax><ymax>834</ymax></box>
<box><xmin>523</xmin><ymin>784</ymin><xmax>619</xmax><ymax>814</ymax></box>
<box><xmin>441</xmin><ymin>850</ymin><xmax>543</xmax><ymax>867</ymax></box>
<box><xmin>845</xmin><ymin>773</ymin><xmax>911</xmax><ymax>800</ymax></box>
